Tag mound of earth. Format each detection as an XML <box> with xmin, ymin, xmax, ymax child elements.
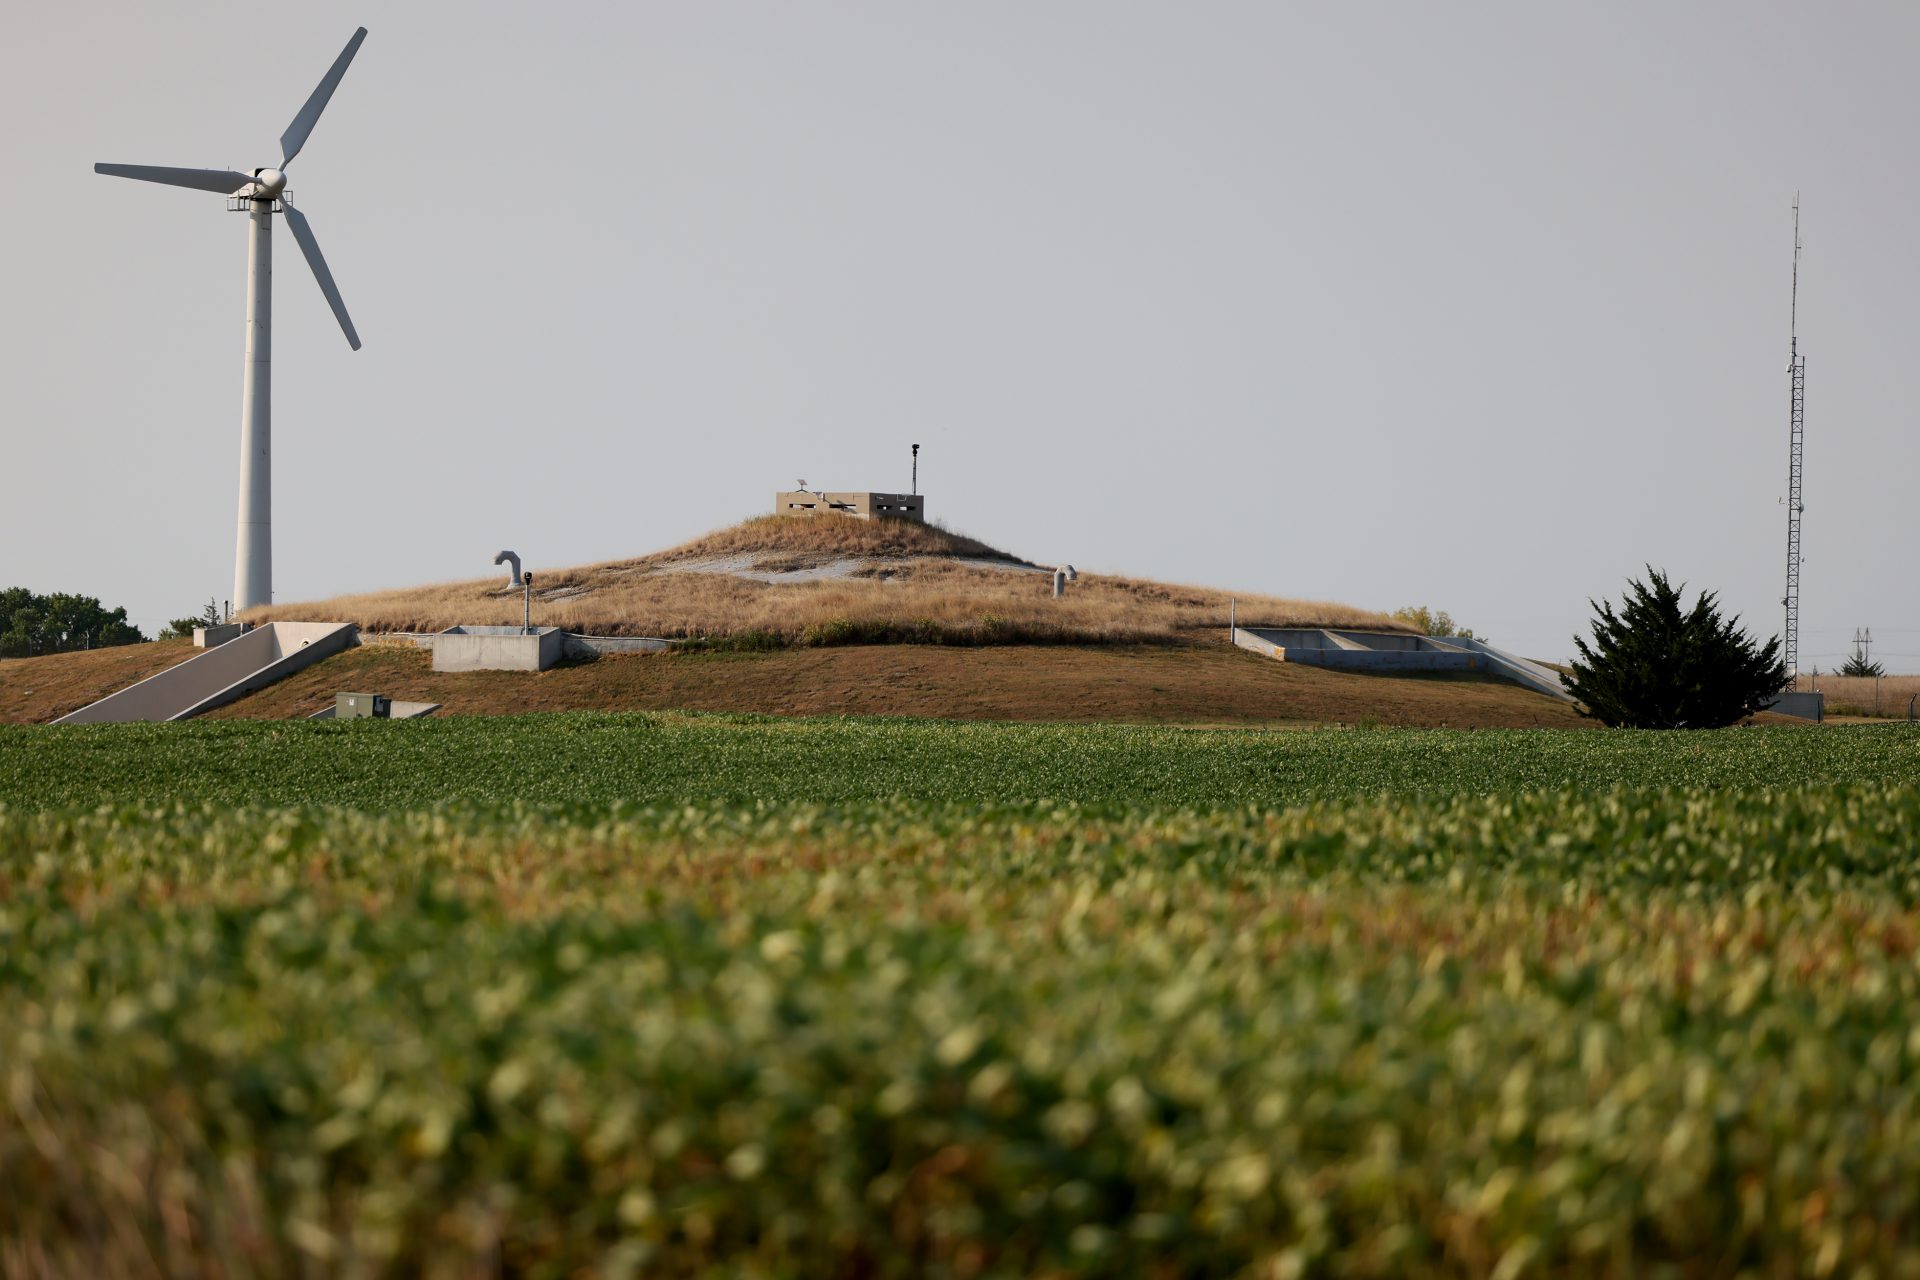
<box><xmin>250</xmin><ymin>515</ymin><xmax>1408</xmax><ymax>647</ymax></box>
<box><xmin>198</xmin><ymin>642</ymin><xmax>1590</xmax><ymax>729</ymax></box>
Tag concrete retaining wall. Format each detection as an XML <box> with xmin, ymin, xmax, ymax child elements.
<box><xmin>308</xmin><ymin>700</ymin><xmax>441</xmax><ymax>720</ymax></box>
<box><xmin>1233</xmin><ymin>627</ymin><xmax>1577</xmax><ymax>702</ymax></box>
<box><xmin>1765</xmin><ymin>690</ymin><xmax>1825</xmax><ymax>722</ymax></box>
<box><xmin>52</xmin><ymin>622</ymin><xmax>358</xmax><ymax>724</ymax></box>
<box><xmin>432</xmin><ymin>626</ymin><xmax>567</xmax><ymax>672</ymax></box>
<box><xmin>368</xmin><ymin>631</ymin><xmax>674</xmax><ymax>663</ymax></box>
<box><xmin>1235</xmin><ymin>627</ymin><xmax>1482</xmax><ymax>673</ymax></box>
<box><xmin>566</xmin><ymin>635</ymin><xmax>673</xmax><ymax>657</ymax></box>
<box><xmin>1427</xmin><ymin>636</ymin><xmax>1576</xmax><ymax>702</ymax></box>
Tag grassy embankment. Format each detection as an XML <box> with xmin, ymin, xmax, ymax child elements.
<box><xmin>248</xmin><ymin>515</ymin><xmax>1409</xmax><ymax>646</ymax></box>
<box><xmin>198</xmin><ymin>641</ymin><xmax>1586</xmax><ymax>728</ymax></box>
<box><xmin>0</xmin><ymin>637</ymin><xmax>193</xmax><ymax>724</ymax></box>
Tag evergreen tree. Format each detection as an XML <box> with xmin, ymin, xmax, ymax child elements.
<box><xmin>159</xmin><ymin>598</ymin><xmax>226</xmax><ymax>641</ymax></box>
<box><xmin>1562</xmin><ymin>569</ymin><xmax>1789</xmax><ymax>728</ymax></box>
<box><xmin>1840</xmin><ymin>643</ymin><xmax>1885</xmax><ymax>679</ymax></box>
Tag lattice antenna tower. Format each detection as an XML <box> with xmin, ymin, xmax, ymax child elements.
<box><xmin>1782</xmin><ymin>197</ymin><xmax>1807</xmax><ymax>679</ymax></box>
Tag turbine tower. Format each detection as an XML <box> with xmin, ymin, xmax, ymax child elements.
<box><xmin>96</xmin><ymin>27</ymin><xmax>368</xmax><ymax>612</ymax></box>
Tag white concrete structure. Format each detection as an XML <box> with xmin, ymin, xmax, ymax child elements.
<box><xmin>432</xmin><ymin>626</ymin><xmax>567</xmax><ymax>673</ymax></box>
<box><xmin>308</xmin><ymin>698</ymin><xmax>440</xmax><ymax>720</ymax></box>
<box><xmin>361</xmin><ymin>631</ymin><xmax>673</xmax><ymax>660</ymax></box>
<box><xmin>775</xmin><ymin>490</ymin><xmax>925</xmax><ymax>521</ymax></box>
<box><xmin>568</xmin><ymin>635</ymin><xmax>673</xmax><ymax>656</ymax></box>
<box><xmin>1232</xmin><ymin>627</ymin><xmax>1575</xmax><ymax>702</ymax></box>
<box><xmin>51</xmin><ymin>621</ymin><xmax>356</xmax><ymax>724</ymax></box>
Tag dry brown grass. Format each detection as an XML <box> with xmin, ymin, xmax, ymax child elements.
<box><xmin>656</xmin><ymin>515</ymin><xmax>1023</xmax><ymax>564</ymax></box>
<box><xmin>0</xmin><ymin>639</ymin><xmax>194</xmax><ymax>724</ymax></box>
<box><xmin>251</xmin><ymin>514</ymin><xmax>1408</xmax><ymax>646</ymax></box>
<box><xmin>1803</xmin><ymin>673</ymin><xmax>1920</xmax><ymax>719</ymax></box>
<box><xmin>204</xmin><ymin>641</ymin><xmax>1588</xmax><ymax>729</ymax></box>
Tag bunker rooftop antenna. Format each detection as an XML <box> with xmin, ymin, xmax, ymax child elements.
<box><xmin>1782</xmin><ymin>197</ymin><xmax>1807</xmax><ymax>681</ymax></box>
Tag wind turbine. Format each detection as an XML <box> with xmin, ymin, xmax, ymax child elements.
<box><xmin>96</xmin><ymin>27</ymin><xmax>368</xmax><ymax>612</ymax></box>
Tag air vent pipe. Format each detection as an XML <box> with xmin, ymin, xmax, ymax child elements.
<box><xmin>1052</xmin><ymin>564</ymin><xmax>1077</xmax><ymax>599</ymax></box>
<box><xmin>493</xmin><ymin>550</ymin><xmax>522</xmax><ymax>587</ymax></box>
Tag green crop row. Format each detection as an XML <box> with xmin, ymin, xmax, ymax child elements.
<box><xmin>3</xmin><ymin>713</ymin><xmax>1917</xmax><ymax>811</ymax></box>
<box><xmin>6</xmin><ymin>787</ymin><xmax>1920</xmax><ymax>1276</ymax></box>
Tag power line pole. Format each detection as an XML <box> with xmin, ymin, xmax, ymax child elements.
<box><xmin>1782</xmin><ymin>197</ymin><xmax>1807</xmax><ymax>682</ymax></box>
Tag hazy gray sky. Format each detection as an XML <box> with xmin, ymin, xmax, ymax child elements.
<box><xmin>5</xmin><ymin>2</ymin><xmax>1916</xmax><ymax>667</ymax></box>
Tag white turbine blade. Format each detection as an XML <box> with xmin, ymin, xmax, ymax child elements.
<box><xmin>95</xmin><ymin>163</ymin><xmax>254</xmax><ymax>194</ymax></box>
<box><xmin>280</xmin><ymin>27</ymin><xmax>367</xmax><ymax>166</ymax></box>
<box><xmin>280</xmin><ymin>203</ymin><xmax>361</xmax><ymax>350</ymax></box>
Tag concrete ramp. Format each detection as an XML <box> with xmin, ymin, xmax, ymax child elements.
<box><xmin>51</xmin><ymin>622</ymin><xmax>357</xmax><ymax>725</ymax></box>
<box><xmin>1233</xmin><ymin>628</ymin><xmax>1575</xmax><ymax>703</ymax></box>
<box><xmin>1425</xmin><ymin>636</ymin><xmax>1574</xmax><ymax>703</ymax></box>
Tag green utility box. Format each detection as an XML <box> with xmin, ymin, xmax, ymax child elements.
<box><xmin>335</xmin><ymin>692</ymin><xmax>391</xmax><ymax>719</ymax></box>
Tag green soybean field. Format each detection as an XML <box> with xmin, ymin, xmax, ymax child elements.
<box><xmin>2</xmin><ymin>715</ymin><xmax>1919</xmax><ymax>1276</ymax></box>
<box><xmin>4</xmin><ymin>713</ymin><xmax>1918</xmax><ymax>810</ymax></box>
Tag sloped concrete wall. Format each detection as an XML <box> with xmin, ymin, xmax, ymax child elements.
<box><xmin>1235</xmin><ymin>627</ymin><xmax>1481</xmax><ymax>673</ymax></box>
<box><xmin>566</xmin><ymin>635</ymin><xmax>672</xmax><ymax>657</ymax></box>
<box><xmin>1430</xmin><ymin>637</ymin><xmax>1576</xmax><ymax>703</ymax></box>
<box><xmin>1233</xmin><ymin>627</ymin><xmax>1578</xmax><ymax>702</ymax></box>
<box><xmin>51</xmin><ymin>622</ymin><xmax>357</xmax><ymax>725</ymax></box>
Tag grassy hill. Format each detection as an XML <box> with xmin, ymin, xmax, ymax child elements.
<box><xmin>3</xmin><ymin>639</ymin><xmax>1583</xmax><ymax>730</ymax></box>
<box><xmin>5</xmin><ymin>517</ymin><xmax>1582</xmax><ymax>728</ymax></box>
<box><xmin>248</xmin><ymin>514</ymin><xmax>1410</xmax><ymax>646</ymax></box>
<box><xmin>200</xmin><ymin>640</ymin><xmax>1586</xmax><ymax>728</ymax></box>
<box><xmin>0</xmin><ymin>637</ymin><xmax>193</xmax><ymax>724</ymax></box>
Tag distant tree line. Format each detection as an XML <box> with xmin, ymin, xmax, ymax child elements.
<box><xmin>1392</xmin><ymin>605</ymin><xmax>1479</xmax><ymax>641</ymax></box>
<box><xmin>0</xmin><ymin>587</ymin><xmax>146</xmax><ymax>658</ymax></box>
<box><xmin>156</xmin><ymin>599</ymin><xmax>226</xmax><ymax>642</ymax></box>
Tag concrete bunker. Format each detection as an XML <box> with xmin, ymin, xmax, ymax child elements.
<box><xmin>775</xmin><ymin>490</ymin><xmax>925</xmax><ymax>522</ymax></box>
<box><xmin>432</xmin><ymin>625</ymin><xmax>567</xmax><ymax>673</ymax></box>
<box><xmin>1232</xmin><ymin>627</ymin><xmax>1575</xmax><ymax>703</ymax></box>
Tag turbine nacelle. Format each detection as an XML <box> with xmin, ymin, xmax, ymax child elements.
<box><xmin>93</xmin><ymin>27</ymin><xmax>366</xmax><ymax>355</ymax></box>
